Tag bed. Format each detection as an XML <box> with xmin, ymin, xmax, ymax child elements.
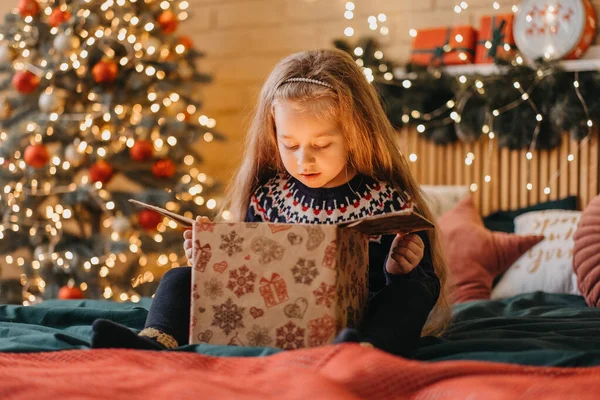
<box><xmin>0</xmin><ymin>292</ymin><xmax>599</xmax><ymax>399</ymax></box>
<box><xmin>2</xmin><ymin>128</ymin><xmax>600</xmax><ymax>399</ymax></box>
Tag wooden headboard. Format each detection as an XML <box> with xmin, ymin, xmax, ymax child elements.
<box><xmin>397</xmin><ymin>128</ymin><xmax>600</xmax><ymax>215</ymax></box>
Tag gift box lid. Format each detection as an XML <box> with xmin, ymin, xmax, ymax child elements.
<box><xmin>338</xmin><ymin>208</ymin><xmax>434</xmax><ymax>235</ymax></box>
<box><xmin>129</xmin><ymin>199</ymin><xmax>435</xmax><ymax>236</ymax></box>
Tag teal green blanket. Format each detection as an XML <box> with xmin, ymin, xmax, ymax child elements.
<box><xmin>0</xmin><ymin>297</ymin><xmax>278</xmax><ymax>357</ymax></box>
<box><xmin>416</xmin><ymin>292</ymin><xmax>600</xmax><ymax>366</ymax></box>
<box><xmin>1</xmin><ymin>291</ymin><xmax>599</xmax><ymax>366</ymax></box>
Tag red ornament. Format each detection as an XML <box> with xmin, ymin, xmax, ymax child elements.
<box><xmin>89</xmin><ymin>160</ymin><xmax>113</xmax><ymax>183</ymax></box>
<box><xmin>12</xmin><ymin>70</ymin><xmax>40</xmax><ymax>94</ymax></box>
<box><xmin>138</xmin><ymin>209</ymin><xmax>163</xmax><ymax>231</ymax></box>
<box><xmin>129</xmin><ymin>140</ymin><xmax>154</xmax><ymax>161</ymax></box>
<box><xmin>152</xmin><ymin>158</ymin><xmax>177</xmax><ymax>178</ymax></box>
<box><xmin>18</xmin><ymin>0</ymin><xmax>40</xmax><ymax>18</ymax></box>
<box><xmin>24</xmin><ymin>144</ymin><xmax>49</xmax><ymax>168</ymax></box>
<box><xmin>92</xmin><ymin>59</ymin><xmax>118</xmax><ymax>84</ymax></box>
<box><xmin>58</xmin><ymin>285</ymin><xmax>84</xmax><ymax>300</ymax></box>
<box><xmin>177</xmin><ymin>35</ymin><xmax>193</xmax><ymax>50</ymax></box>
<box><xmin>49</xmin><ymin>8</ymin><xmax>71</xmax><ymax>27</ymax></box>
<box><xmin>158</xmin><ymin>10</ymin><xmax>178</xmax><ymax>34</ymax></box>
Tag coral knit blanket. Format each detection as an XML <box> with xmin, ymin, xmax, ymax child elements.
<box><xmin>0</xmin><ymin>344</ymin><xmax>598</xmax><ymax>399</ymax></box>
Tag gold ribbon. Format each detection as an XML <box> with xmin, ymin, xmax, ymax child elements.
<box><xmin>138</xmin><ymin>328</ymin><xmax>179</xmax><ymax>349</ymax></box>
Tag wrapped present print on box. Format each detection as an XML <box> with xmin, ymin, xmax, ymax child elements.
<box><xmin>126</xmin><ymin>199</ymin><xmax>434</xmax><ymax>351</ymax></box>
<box><xmin>189</xmin><ymin>209</ymin><xmax>434</xmax><ymax>350</ymax></box>
<box><xmin>259</xmin><ymin>273</ymin><xmax>289</xmax><ymax>308</ymax></box>
<box><xmin>475</xmin><ymin>14</ymin><xmax>516</xmax><ymax>64</ymax></box>
<box><xmin>410</xmin><ymin>26</ymin><xmax>477</xmax><ymax>66</ymax></box>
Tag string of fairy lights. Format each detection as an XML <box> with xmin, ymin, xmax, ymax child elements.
<box><xmin>342</xmin><ymin>1</ymin><xmax>394</xmax><ymax>84</ymax></box>
<box><xmin>341</xmin><ymin>1</ymin><xmax>594</xmax><ymax>197</ymax></box>
<box><xmin>0</xmin><ymin>0</ymin><xmax>222</xmax><ymax>304</ymax></box>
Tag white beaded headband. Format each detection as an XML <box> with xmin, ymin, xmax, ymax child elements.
<box><xmin>281</xmin><ymin>77</ymin><xmax>334</xmax><ymax>90</ymax></box>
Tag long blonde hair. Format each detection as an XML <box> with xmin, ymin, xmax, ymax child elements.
<box><xmin>222</xmin><ymin>49</ymin><xmax>451</xmax><ymax>336</ymax></box>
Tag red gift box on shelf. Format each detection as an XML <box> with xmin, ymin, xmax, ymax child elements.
<box><xmin>476</xmin><ymin>14</ymin><xmax>516</xmax><ymax>64</ymax></box>
<box><xmin>410</xmin><ymin>26</ymin><xmax>477</xmax><ymax>66</ymax></box>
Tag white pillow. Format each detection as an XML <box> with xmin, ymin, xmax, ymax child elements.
<box><xmin>491</xmin><ymin>210</ymin><xmax>581</xmax><ymax>299</ymax></box>
<box><xmin>421</xmin><ymin>185</ymin><xmax>470</xmax><ymax>219</ymax></box>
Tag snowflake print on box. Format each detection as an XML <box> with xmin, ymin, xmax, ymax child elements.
<box><xmin>190</xmin><ymin>216</ymin><xmax>376</xmax><ymax>349</ymax></box>
<box><xmin>259</xmin><ymin>273</ymin><xmax>289</xmax><ymax>308</ymax></box>
<box><xmin>346</xmin><ymin>305</ymin><xmax>357</xmax><ymax>328</ymax></box>
<box><xmin>251</xmin><ymin>237</ymin><xmax>285</xmax><ymax>264</ymax></box>
<box><xmin>308</xmin><ymin>315</ymin><xmax>336</xmax><ymax>347</ymax></box>
<box><xmin>336</xmin><ymin>280</ymin><xmax>346</xmax><ymax>304</ymax></box>
<box><xmin>220</xmin><ymin>231</ymin><xmax>244</xmax><ymax>257</ymax></box>
<box><xmin>348</xmin><ymin>233</ymin><xmax>358</xmax><ymax>261</ymax></box>
<box><xmin>211</xmin><ymin>298</ymin><xmax>245</xmax><ymax>336</ymax></box>
<box><xmin>313</xmin><ymin>282</ymin><xmax>336</xmax><ymax>308</ymax></box>
<box><xmin>246</xmin><ymin>325</ymin><xmax>273</xmax><ymax>347</ymax></box>
<box><xmin>276</xmin><ymin>321</ymin><xmax>305</xmax><ymax>350</ymax></box>
<box><xmin>291</xmin><ymin>258</ymin><xmax>319</xmax><ymax>285</ymax></box>
<box><xmin>226</xmin><ymin>265</ymin><xmax>257</xmax><ymax>298</ymax></box>
<box><xmin>350</xmin><ymin>271</ymin><xmax>360</xmax><ymax>298</ymax></box>
<box><xmin>204</xmin><ymin>278</ymin><xmax>224</xmax><ymax>300</ymax></box>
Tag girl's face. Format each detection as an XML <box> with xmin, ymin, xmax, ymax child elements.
<box><xmin>273</xmin><ymin>100</ymin><xmax>355</xmax><ymax>188</ymax></box>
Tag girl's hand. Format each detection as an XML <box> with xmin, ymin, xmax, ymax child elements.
<box><xmin>385</xmin><ymin>233</ymin><xmax>425</xmax><ymax>275</ymax></box>
<box><xmin>183</xmin><ymin>216</ymin><xmax>211</xmax><ymax>265</ymax></box>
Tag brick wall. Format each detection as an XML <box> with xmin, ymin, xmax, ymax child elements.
<box><xmin>2</xmin><ymin>0</ymin><xmax>599</xmax><ymax>185</ymax></box>
<box><xmin>187</xmin><ymin>0</ymin><xmax>600</xmax><ymax>184</ymax></box>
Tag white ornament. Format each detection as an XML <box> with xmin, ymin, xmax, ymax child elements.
<box><xmin>39</xmin><ymin>90</ymin><xmax>62</xmax><ymax>113</ymax></box>
<box><xmin>65</xmin><ymin>144</ymin><xmax>86</xmax><ymax>167</ymax></box>
<box><xmin>54</xmin><ymin>33</ymin><xmax>80</xmax><ymax>52</ymax></box>
<box><xmin>514</xmin><ymin>0</ymin><xmax>597</xmax><ymax>61</ymax></box>
<box><xmin>112</xmin><ymin>216</ymin><xmax>132</xmax><ymax>235</ymax></box>
<box><xmin>0</xmin><ymin>43</ymin><xmax>12</xmax><ymax>63</ymax></box>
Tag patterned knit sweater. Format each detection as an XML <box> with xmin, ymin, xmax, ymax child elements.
<box><xmin>245</xmin><ymin>173</ymin><xmax>440</xmax><ymax>298</ymax></box>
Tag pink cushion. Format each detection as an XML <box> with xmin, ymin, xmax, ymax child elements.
<box><xmin>573</xmin><ymin>195</ymin><xmax>600</xmax><ymax>307</ymax></box>
<box><xmin>438</xmin><ymin>196</ymin><xmax>544</xmax><ymax>303</ymax></box>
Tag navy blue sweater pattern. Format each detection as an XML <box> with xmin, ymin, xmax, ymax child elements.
<box><xmin>244</xmin><ymin>173</ymin><xmax>440</xmax><ymax>300</ymax></box>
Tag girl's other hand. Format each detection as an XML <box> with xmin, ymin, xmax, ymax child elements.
<box><xmin>385</xmin><ymin>233</ymin><xmax>424</xmax><ymax>275</ymax></box>
<box><xmin>183</xmin><ymin>216</ymin><xmax>211</xmax><ymax>265</ymax></box>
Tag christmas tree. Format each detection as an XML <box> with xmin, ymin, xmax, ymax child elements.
<box><xmin>0</xmin><ymin>0</ymin><xmax>226</xmax><ymax>305</ymax></box>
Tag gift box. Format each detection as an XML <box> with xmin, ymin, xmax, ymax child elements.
<box><xmin>410</xmin><ymin>26</ymin><xmax>477</xmax><ymax>66</ymax></box>
<box><xmin>188</xmin><ymin>209</ymin><xmax>434</xmax><ymax>350</ymax></box>
<box><xmin>475</xmin><ymin>14</ymin><xmax>516</xmax><ymax>64</ymax></box>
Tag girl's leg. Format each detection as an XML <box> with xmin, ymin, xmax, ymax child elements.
<box><xmin>335</xmin><ymin>279</ymin><xmax>434</xmax><ymax>357</ymax></box>
<box><xmin>139</xmin><ymin>266</ymin><xmax>192</xmax><ymax>346</ymax></box>
<box><xmin>91</xmin><ymin>266</ymin><xmax>192</xmax><ymax>350</ymax></box>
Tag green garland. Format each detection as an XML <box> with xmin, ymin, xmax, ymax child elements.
<box><xmin>334</xmin><ymin>37</ymin><xmax>599</xmax><ymax>150</ymax></box>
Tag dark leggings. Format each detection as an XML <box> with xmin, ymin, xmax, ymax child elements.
<box><xmin>146</xmin><ymin>266</ymin><xmax>432</xmax><ymax>356</ymax></box>
<box><xmin>144</xmin><ymin>266</ymin><xmax>192</xmax><ymax>346</ymax></box>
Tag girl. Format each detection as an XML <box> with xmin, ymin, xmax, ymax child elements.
<box><xmin>92</xmin><ymin>49</ymin><xmax>451</xmax><ymax>356</ymax></box>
